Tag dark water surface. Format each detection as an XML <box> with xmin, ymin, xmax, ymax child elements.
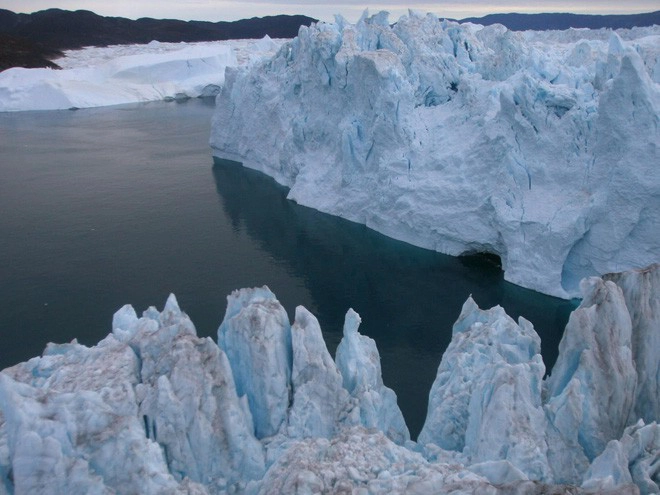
<box><xmin>0</xmin><ymin>99</ymin><xmax>575</xmax><ymax>438</ymax></box>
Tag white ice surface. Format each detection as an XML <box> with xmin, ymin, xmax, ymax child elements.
<box><xmin>210</xmin><ymin>12</ymin><xmax>660</xmax><ymax>298</ymax></box>
<box><xmin>0</xmin><ymin>37</ymin><xmax>283</xmax><ymax>111</ymax></box>
<box><xmin>0</xmin><ymin>266</ymin><xmax>657</xmax><ymax>493</ymax></box>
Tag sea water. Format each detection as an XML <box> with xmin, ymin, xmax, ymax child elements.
<box><xmin>0</xmin><ymin>99</ymin><xmax>575</xmax><ymax>437</ymax></box>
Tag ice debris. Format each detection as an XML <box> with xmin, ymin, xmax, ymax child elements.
<box><xmin>210</xmin><ymin>12</ymin><xmax>660</xmax><ymax>299</ymax></box>
<box><xmin>0</xmin><ymin>264</ymin><xmax>657</xmax><ymax>494</ymax></box>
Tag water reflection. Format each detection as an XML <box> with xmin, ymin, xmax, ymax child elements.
<box><xmin>212</xmin><ymin>158</ymin><xmax>576</xmax><ymax>438</ymax></box>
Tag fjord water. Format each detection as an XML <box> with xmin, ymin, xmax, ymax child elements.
<box><xmin>0</xmin><ymin>99</ymin><xmax>574</xmax><ymax>438</ymax></box>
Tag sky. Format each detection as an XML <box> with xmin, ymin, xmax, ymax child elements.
<box><xmin>1</xmin><ymin>1</ymin><xmax>658</xmax><ymax>23</ymax></box>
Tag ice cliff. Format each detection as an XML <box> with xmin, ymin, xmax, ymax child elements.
<box><xmin>0</xmin><ymin>264</ymin><xmax>657</xmax><ymax>494</ymax></box>
<box><xmin>210</xmin><ymin>12</ymin><xmax>660</xmax><ymax>298</ymax></box>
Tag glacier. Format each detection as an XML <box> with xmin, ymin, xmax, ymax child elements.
<box><xmin>210</xmin><ymin>12</ymin><xmax>660</xmax><ymax>298</ymax></box>
<box><xmin>0</xmin><ymin>37</ymin><xmax>282</xmax><ymax>112</ymax></box>
<box><xmin>0</xmin><ymin>264</ymin><xmax>657</xmax><ymax>494</ymax></box>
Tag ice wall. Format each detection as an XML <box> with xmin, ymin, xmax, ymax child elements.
<box><xmin>210</xmin><ymin>13</ymin><xmax>660</xmax><ymax>298</ymax></box>
<box><xmin>0</xmin><ymin>265</ymin><xmax>657</xmax><ymax>494</ymax></box>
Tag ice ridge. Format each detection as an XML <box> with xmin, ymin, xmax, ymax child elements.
<box><xmin>0</xmin><ymin>264</ymin><xmax>657</xmax><ymax>493</ymax></box>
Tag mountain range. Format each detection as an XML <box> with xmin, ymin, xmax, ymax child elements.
<box><xmin>0</xmin><ymin>8</ymin><xmax>658</xmax><ymax>71</ymax></box>
<box><xmin>461</xmin><ymin>10</ymin><xmax>660</xmax><ymax>30</ymax></box>
<box><xmin>0</xmin><ymin>8</ymin><xmax>316</xmax><ymax>71</ymax></box>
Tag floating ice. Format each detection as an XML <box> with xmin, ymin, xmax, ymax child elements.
<box><xmin>210</xmin><ymin>12</ymin><xmax>660</xmax><ymax>298</ymax></box>
<box><xmin>0</xmin><ymin>37</ymin><xmax>283</xmax><ymax>111</ymax></box>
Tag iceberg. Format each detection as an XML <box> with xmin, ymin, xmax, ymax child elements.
<box><xmin>604</xmin><ymin>265</ymin><xmax>660</xmax><ymax>424</ymax></box>
<box><xmin>582</xmin><ymin>420</ymin><xmax>660</xmax><ymax>495</ymax></box>
<box><xmin>0</xmin><ymin>37</ymin><xmax>283</xmax><ymax>112</ymax></box>
<box><xmin>542</xmin><ymin>265</ymin><xmax>659</xmax><ymax>485</ymax></box>
<box><xmin>287</xmin><ymin>306</ymin><xmax>349</xmax><ymax>439</ymax></box>
<box><xmin>210</xmin><ymin>12</ymin><xmax>660</xmax><ymax>298</ymax></box>
<box><xmin>543</xmin><ymin>276</ymin><xmax>637</xmax><ymax>481</ymax></box>
<box><xmin>0</xmin><ymin>264</ymin><xmax>657</xmax><ymax>493</ymax></box>
<box><xmin>416</xmin><ymin>263</ymin><xmax>658</xmax><ymax>489</ymax></box>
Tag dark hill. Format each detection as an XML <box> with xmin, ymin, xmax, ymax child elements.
<box><xmin>0</xmin><ymin>8</ymin><xmax>316</xmax><ymax>70</ymax></box>
<box><xmin>459</xmin><ymin>11</ymin><xmax>660</xmax><ymax>30</ymax></box>
<box><xmin>0</xmin><ymin>34</ymin><xmax>62</xmax><ymax>71</ymax></box>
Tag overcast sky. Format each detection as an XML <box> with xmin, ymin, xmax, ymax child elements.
<box><xmin>2</xmin><ymin>1</ymin><xmax>658</xmax><ymax>23</ymax></box>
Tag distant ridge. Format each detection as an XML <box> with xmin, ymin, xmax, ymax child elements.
<box><xmin>459</xmin><ymin>11</ymin><xmax>660</xmax><ymax>31</ymax></box>
<box><xmin>0</xmin><ymin>34</ymin><xmax>63</xmax><ymax>71</ymax></box>
<box><xmin>0</xmin><ymin>9</ymin><xmax>317</xmax><ymax>49</ymax></box>
<box><xmin>0</xmin><ymin>8</ymin><xmax>317</xmax><ymax>70</ymax></box>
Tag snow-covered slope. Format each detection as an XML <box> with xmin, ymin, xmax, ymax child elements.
<box><xmin>0</xmin><ymin>37</ymin><xmax>282</xmax><ymax>111</ymax></box>
<box><xmin>210</xmin><ymin>12</ymin><xmax>660</xmax><ymax>298</ymax></box>
<box><xmin>0</xmin><ymin>264</ymin><xmax>657</xmax><ymax>494</ymax></box>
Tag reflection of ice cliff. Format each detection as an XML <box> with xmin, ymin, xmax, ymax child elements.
<box><xmin>0</xmin><ymin>264</ymin><xmax>657</xmax><ymax>494</ymax></box>
<box><xmin>210</xmin><ymin>12</ymin><xmax>660</xmax><ymax>299</ymax></box>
